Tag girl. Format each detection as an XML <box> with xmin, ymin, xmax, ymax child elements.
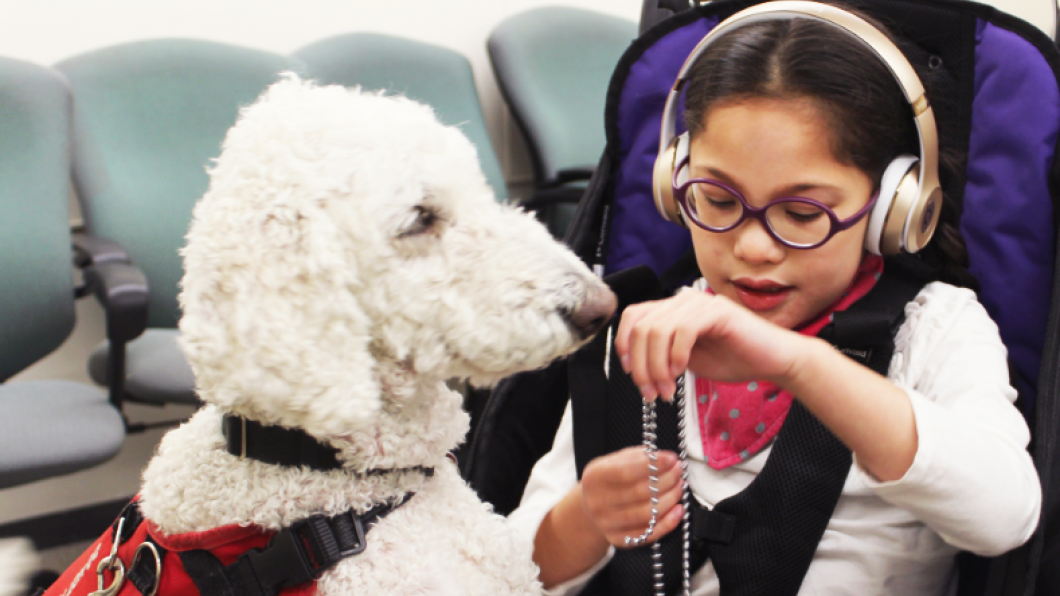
<box><xmin>507</xmin><ymin>6</ymin><xmax>1041</xmax><ymax>596</ymax></box>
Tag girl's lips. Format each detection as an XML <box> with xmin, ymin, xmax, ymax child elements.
<box><xmin>732</xmin><ymin>279</ymin><xmax>793</xmax><ymax>312</ymax></box>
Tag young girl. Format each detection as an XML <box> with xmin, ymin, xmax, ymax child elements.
<box><xmin>507</xmin><ymin>7</ymin><xmax>1041</xmax><ymax>596</ymax></box>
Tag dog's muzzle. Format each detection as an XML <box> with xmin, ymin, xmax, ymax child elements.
<box><xmin>564</xmin><ymin>281</ymin><xmax>618</xmax><ymax>341</ymax></box>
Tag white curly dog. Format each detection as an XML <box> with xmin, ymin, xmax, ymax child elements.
<box><xmin>129</xmin><ymin>77</ymin><xmax>615</xmax><ymax>596</ymax></box>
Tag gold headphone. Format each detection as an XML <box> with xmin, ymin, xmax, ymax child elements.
<box><xmin>651</xmin><ymin>0</ymin><xmax>942</xmax><ymax>255</ymax></box>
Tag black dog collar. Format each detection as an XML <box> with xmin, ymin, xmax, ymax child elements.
<box><xmin>222</xmin><ymin>415</ymin><xmax>434</xmax><ymax>478</ymax></box>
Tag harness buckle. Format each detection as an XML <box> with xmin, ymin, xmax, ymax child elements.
<box><xmin>245</xmin><ymin>527</ymin><xmax>317</xmax><ymax>589</ymax></box>
<box><xmin>338</xmin><ymin>513</ymin><xmax>367</xmax><ymax>557</ymax></box>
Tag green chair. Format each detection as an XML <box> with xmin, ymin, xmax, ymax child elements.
<box><xmin>293</xmin><ymin>33</ymin><xmax>507</xmax><ymax>202</ymax></box>
<box><xmin>55</xmin><ymin>40</ymin><xmax>306</xmax><ymax>421</ymax></box>
<box><xmin>488</xmin><ymin>6</ymin><xmax>636</xmax><ymax>238</ymax></box>
<box><xmin>0</xmin><ymin>57</ymin><xmax>125</xmax><ymax>488</ymax></box>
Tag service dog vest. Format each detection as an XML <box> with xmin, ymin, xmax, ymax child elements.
<box><xmin>42</xmin><ymin>499</ymin><xmax>315</xmax><ymax>596</ymax></box>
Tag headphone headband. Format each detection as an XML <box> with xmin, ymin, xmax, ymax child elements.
<box><xmin>654</xmin><ymin>1</ymin><xmax>941</xmax><ymax>253</ymax></box>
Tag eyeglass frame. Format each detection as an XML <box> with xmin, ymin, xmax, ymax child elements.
<box><xmin>671</xmin><ymin>156</ymin><xmax>879</xmax><ymax>250</ymax></box>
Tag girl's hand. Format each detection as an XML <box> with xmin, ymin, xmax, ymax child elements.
<box><xmin>580</xmin><ymin>446</ymin><xmax>685</xmax><ymax>548</ymax></box>
<box><xmin>614</xmin><ymin>290</ymin><xmax>807</xmax><ymax>400</ymax></box>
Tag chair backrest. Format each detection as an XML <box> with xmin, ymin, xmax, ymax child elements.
<box><xmin>488</xmin><ymin>6</ymin><xmax>636</xmax><ymax>186</ymax></box>
<box><xmin>293</xmin><ymin>33</ymin><xmax>508</xmax><ymax>202</ymax></box>
<box><xmin>55</xmin><ymin>39</ymin><xmax>305</xmax><ymax>328</ymax></box>
<box><xmin>641</xmin><ymin>0</ymin><xmax>1059</xmax><ymax>39</ymax></box>
<box><xmin>0</xmin><ymin>58</ymin><xmax>75</xmax><ymax>381</ymax></box>
<box><xmin>979</xmin><ymin>0</ymin><xmax>1057</xmax><ymax>39</ymax></box>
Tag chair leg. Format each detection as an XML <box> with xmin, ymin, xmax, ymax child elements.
<box><xmin>106</xmin><ymin>340</ymin><xmax>126</xmax><ymax>413</ymax></box>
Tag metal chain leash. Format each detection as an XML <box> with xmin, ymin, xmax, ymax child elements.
<box><xmin>623</xmin><ymin>375</ymin><xmax>692</xmax><ymax>596</ymax></box>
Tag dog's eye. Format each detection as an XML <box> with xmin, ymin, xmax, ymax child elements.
<box><xmin>398</xmin><ymin>206</ymin><xmax>442</xmax><ymax>237</ymax></box>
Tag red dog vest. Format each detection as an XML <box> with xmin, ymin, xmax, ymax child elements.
<box><xmin>45</xmin><ymin>500</ymin><xmax>314</xmax><ymax>596</ymax></box>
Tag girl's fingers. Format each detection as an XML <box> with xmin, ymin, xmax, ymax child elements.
<box><xmin>645</xmin><ymin>322</ymin><xmax>678</xmax><ymax>400</ymax></box>
<box><xmin>605</xmin><ymin>481</ymin><xmax>686</xmax><ymax>548</ymax></box>
<box><xmin>642</xmin><ymin>501</ymin><xmax>685</xmax><ymax>546</ymax></box>
<box><xmin>584</xmin><ymin>450</ymin><xmax>680</xmax><ymax>503</ymax></box>
<box><xmin>616</xmin><ymin>303</ymin><xmax>655</xmax><ymax>386</ymax></box>
<box><xmin>613</xmin><ymin>301</ymin><xmax>654</xmax><ymax>364</ymax></box>
<box><xmin>639</xmin><ymin>295</ymin><xmax>711</xmax><ymax>400</ymax></box>
<box><xmin>623</xmin><ymin>308</ymin><xmax>659</xmax><ymax>400</ymax></box>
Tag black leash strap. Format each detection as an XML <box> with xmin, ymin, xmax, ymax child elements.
<box><xmin>180</xmin><ymin>494</ymin><xmax>415</xmax><ymax>596</ymax></box>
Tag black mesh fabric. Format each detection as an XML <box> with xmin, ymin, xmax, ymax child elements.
<box><xmin>705</xmin><ymin>402</ymin><xmax>852</xmax><ymax>595</ymax></box>
<box><xmin>581</xmin><ymin>337</ymin><xmax>688</xmax><ymax>596</ymax></box>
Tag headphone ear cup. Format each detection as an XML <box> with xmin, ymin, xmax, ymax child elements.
<box><xmin>865</xmin><ymin>154</ymin><xmax>919</xmax><ymax>255</ymax></box>
<box><xmin>653</xmin><ymin>132</ymin><xmax>690</xmax><ymax>226</ymax></box>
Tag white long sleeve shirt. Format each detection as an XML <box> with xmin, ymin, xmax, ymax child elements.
<box><xmin>507</xmin><ymin>281</ymin><xmax>1041</xmax><ymax>596</ymax></box>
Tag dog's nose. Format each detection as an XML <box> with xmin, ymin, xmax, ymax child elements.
<box><xmin>567</xmin><ymin>282</ymin><xmax>618</xmax><ymax>340</ymax></box>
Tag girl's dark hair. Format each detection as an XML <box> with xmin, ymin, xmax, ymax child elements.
<box><xmin>682</xmin><ymin>11</ymin><xmax>976</xmax><ymax>289</ymax></box>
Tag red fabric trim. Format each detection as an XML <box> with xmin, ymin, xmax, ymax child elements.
<box><xmin>44</xmin><ymin>499</ymin><xmax>316</xmax><ymax>596</ymax></box>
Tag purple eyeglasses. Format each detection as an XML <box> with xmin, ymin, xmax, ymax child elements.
<box><xmin>672</xmin><ymin>157</ymin><xmax>878</xmax><ymax>249</ymax></box>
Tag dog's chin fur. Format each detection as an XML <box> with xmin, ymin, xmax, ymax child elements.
<box><xmin>0</xmin><ymin>539</ymin><xmax>37</xmax><ymax>596</ymax></box>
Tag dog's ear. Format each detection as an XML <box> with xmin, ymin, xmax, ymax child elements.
<box><xmin>179</xmin><ymin>174</ymin><xmax>382</xmax><ymax>437</ymax></box>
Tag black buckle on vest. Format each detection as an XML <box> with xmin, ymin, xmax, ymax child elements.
<box><xmin>690</xmin><ymin>507</ymin><xmax>736</xmax><ymax>545</ymax></box>
<box><xmin>335</xmin><ymin>513</ymin><xmax>368</xmax><ymax>557</ymax></box>
<box><xmin>180</xmin><ymin>495</ymin><xmax>419</xmax><ymax>596</ymax></box>
<box><xmin>244</xmin><ymin>527</ymin><xmax>317</xmax><ymax>589</ymax></box>
<box><xmin>246</xmin><ymin>510</ymin><xmax>370</xmax><ymax>589</ymax></box>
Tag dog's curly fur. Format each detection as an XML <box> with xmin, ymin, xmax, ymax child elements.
<box><xmin>0</xmin><ymin>539</ymin><xmax>36</xmax><ymax>596</ymax></box>
<box><xmin>135</xmin><ymin>76</ymin><xmax>614</xmax><ymax>595</ymax></box>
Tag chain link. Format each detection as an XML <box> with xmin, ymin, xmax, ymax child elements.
<box><xmin>624</xmin><ymin>376</ymin><xmax>692</xmax><ymax>596</ymax></box>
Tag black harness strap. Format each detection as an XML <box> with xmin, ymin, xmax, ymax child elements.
<box><xmin>572</xmin><ymin>257</ymin><xmax>926</xmax><ymax>596</ymax></box>
<box><xmin>179</xmin><ymin>495</ymin><xmax>414</xmax><ymax>596</ymax></box>
<box><xmin>104</xmin><ymin>501</ymin><xmax>171</xmax><ymax>596</ymax></box>
<box><xmin>127</xmin><ymin>536</ymin><xmax>166</xmax><ymax>596</ymax></box>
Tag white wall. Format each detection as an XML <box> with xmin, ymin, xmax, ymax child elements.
<box><xmin>0</xmin><ymin>0</ymin><xmax>642</xmax><ymax>189</ymax></box>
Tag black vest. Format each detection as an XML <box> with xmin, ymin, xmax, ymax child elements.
<box><xmin>569</xmin><ymin>258</ymin><xmax>925</xmax><ymax>596</ymax></box>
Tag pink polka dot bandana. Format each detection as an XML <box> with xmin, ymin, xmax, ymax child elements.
<box><xmin>694</xmin><ymin>255</ymin><xmax>884</xmax><ymax>469</ymax></box>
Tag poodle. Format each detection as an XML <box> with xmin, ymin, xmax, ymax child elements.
<box><xmin>47</xmin><ymin>76</ymin><xmax>615</xmax><ymax>596</ymax></box>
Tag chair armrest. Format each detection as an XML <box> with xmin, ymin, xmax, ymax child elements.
<box><xmin>82</xmin><ymin>260</ymin><xmax>149</xmax><ymax>344</ymax></box>
<box><xmin>72</xmin><ymin>232</ymin><xmax>131</xmax><ymax>268</ymax></box>
<box><xmin>519</xmin><ymin>186</ymin><xmax>589</xmax><ymax>211</ymax></box>
<box><xmin>551</xmin><ymin>167</ymin><xmax>596</xmax><ymax>186</ymax></box>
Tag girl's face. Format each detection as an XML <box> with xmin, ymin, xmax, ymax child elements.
<box><xmin>687</xmin><ymin>97</ymin><xmax>875</xmax><ymax>329</ymax></box>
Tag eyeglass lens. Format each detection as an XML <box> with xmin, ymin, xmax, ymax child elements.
<box><xmin>688</xmin><ymin>181</ymin><xmax>832</xmax><ymax>247</ymax></box>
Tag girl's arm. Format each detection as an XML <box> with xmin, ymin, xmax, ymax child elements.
<box><xmin>783</xmin><ymin>335</ymin><xmax>918</xmax><ymax>481</ymax></box>
<box><xmin>615</xmin><ymin>288</ymin><xmax>917</xmax><ymax>480</ymax></box>
<box><xmin>848</xmin><ymin>284</ymin><xmax>1039</xmax><ymax>554</ymax></box>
